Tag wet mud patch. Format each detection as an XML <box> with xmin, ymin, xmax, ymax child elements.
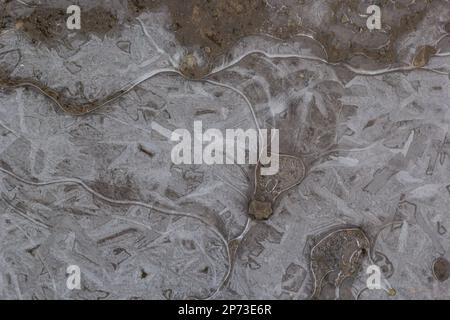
<box><xmin>17</xmin><ymin>6</ymin><xmax>119</xmax><ymax>47</ymax></box>
<box><xmin>247</xmin><ymin>76</ymin><xmax>345</xmax><ymax>220</ymax></box>
<box><xmin>147</xmin><ymin>0</ymin><xmax>433</xmax><ymax>74</ymax></box>
<box><xmin>308</xmin><ymin>227</ymin><xmax>370</xmax><ymax>300</ymax></box>
<box><xmin>0</xmin><ymin>0</ymin><xmax>444</xmax><ymax>112</ymax></box>
<box><xmin>139</xmin><ymin>0</ymin><xmax>435</xmax><ymax>73</ymax></box>
<box><xmin>2</xmin><ymin>0</ymin><xmax>443</xmax><ymax>77</ymax></box>
<box><xmin>82</xmin><ymin>7</ymin><xmax>119</xmax><ymax>38</ymax></box>
<box><xmin>311</xmin><ymin>0</ymin><xmax>429</xmax><ymax>64</ymax></box>
<box><xmin>128</xmin><ymin>0</ymin><xmax>270</xmax><ymax>78</ymax></box>
<box><xmin>249</xmin><ymin>155</ymin><xmax>306</xmax><ymax>220</ymax></box>
<box><xmin>433</xmin><ymin>257</ymin><xmax>450</xmax><ymax>282</ymax></box>
<box><xmin>412</xmin><ymin>45</ymin><xmax>438</xmax><ymax>67</ymax></box>
<box><xmin>168</xmin><ymin>0</ymin><xmax>268</xmax><ymax>76</ymax></box>
<box><xmin>127</xmin><ymin>0</ymin><xmax>162</xmax><ymax>16</ymax></box>
<box><xmin>0</xmin><ymin>76</ymin><xmax>128</xmax><ymax>115</ymax></box>
<box><xmin>19</xmin><ymin>7</ymin><xmax>67</xmax><ymax>46</ymax></box>
<box><xmin>0</xmin><ymin>1</ymin><xmax>122</xmax><ymax>49</ymax></box>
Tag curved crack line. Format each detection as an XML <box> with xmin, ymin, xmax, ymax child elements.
<box><xmin>1</xmin><ymin>71</ymin><xmax>261</xmax><ymax>299</ymax></box>
<box><xmin>2</xmin><ymin>194</ymin><xmax>51</xmax><ymax>229</ymax></box>
<box><xmin>2</xmin><ymin>215</ymin><xmax>58</xmax><ymax>299</ymax></box>
<box><xmin>1</xmin><ymin>45</ymin><xmax>448</xmax><ymax>118</ymax></box>
<box><xmin>203</xmin><ymin>79</ymin><xmax>261</xmax><ymax>133</ymax></box>
<box><xmin>0</xmin><ymin>28</ymin><xmax>447</xmax><ymax>299</ymax></box>
<box><xmin>209</xmin><ymin>49</ymin><xmax>450</xmax><ymax>77</ymax></box>
<box><xmin>207</xmin><ymin>216</ymin><xmax>254</xmax><ymax>300</ymax></box>
<box><xmin>0</xmin><ymin>167</ymin><xmax>226</xmax><ymax>239</ymax></box>
<box><xmin>0</xmin><ymin>166</ymin><xmax>231</xmax><ymax>299</ymax></box>
<box><xmin>309</xmin><ymin>227</ymin><xmax>372</xmax><ymax>299</ymax></box>
<box><xmin>202</xmin><ymin>78</ymin><xmax>283</xmax><ymax>177</ymax></box>
<box><xmin>0</xmin><ymin>67</ymin><xmax>178</xmax><ymax>116</ymax></box>
<box><xmin>137</xmin><ymin>18</ymin><xmax>177</xmax><ymax>67</ymax></box>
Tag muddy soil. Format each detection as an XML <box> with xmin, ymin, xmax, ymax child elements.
<box><xmin>1</xmin><ymin>0</ymin><xmax>440</xmax><ymax>78</ymax></box>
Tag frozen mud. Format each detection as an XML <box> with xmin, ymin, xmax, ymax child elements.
<box><xmin>0</xmin><ymin>0</ymin><xmax>450</xmax><ymax>299</ymax></box>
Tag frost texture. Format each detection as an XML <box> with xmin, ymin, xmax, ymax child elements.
<box><xmin>0</xmin><ymin>0</ymin><xmax>450</xmax><ymax>299</ymax></box>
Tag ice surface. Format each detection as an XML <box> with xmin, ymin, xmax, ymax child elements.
<box><xmin>0</xmin><ymin>0</ymin><xmax>450</xmax><ymax>300</ymax></box>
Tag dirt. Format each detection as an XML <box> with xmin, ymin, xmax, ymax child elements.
<box><xmin>14</xmin><ymin>6</ymin><xmax>118</xmax><ymax>47</ymax></box>
<box><xmin>249</xmin><ymin>155</ymin><xmax>306</xmax><ymax>220</ymax></box>
<box><xmin>309</xmin><ymin>227</ymin><xmax>370</xmax><ymax>299</ymax></box>
<box><xmin>0</xmin><ymin>1</ymin><xmax>440</xmax><ymax>114</ymax></box>
<box><xmin>129</xmin><ymin>0</ymin><xmax>270</xmax><ymax>78</ymax></box>
<box><xmin>178</xmin><ymin>53</ymin><xmax>211</xmax><ymax>79</ymax></box>
<box><xmin>248</xmin><ymin>199</ymin><xmax>273</xmax><ymax>220</ymax></box>
<box><xmin>0</xmin><ymin>2</ymin><xmax>14</xmax><ymax>32</ymax></box>
<box><xmin>19</xmin><ymin>8</ymin><xmax>67</xmax><ymax>46</ymax></box>
<box><xmin>312</xmin><ymin>0</ymin><xmax>428</xmax><ymax>64</ymax></box>
<box><xmin>126</xmin><ymin>0</ymin><xmax>430</xmax><ymax>75</ymax></box>
<box><xmin>83</xmin><ymin>7</ymin><xmax>119</xmax><ymax>38</ymax></box>
<box><xmin>127</xmin><ymin>0</ymin><xmax>161</xmax><ymax>16</ymax></box>
<box><xmin>0</xmin><ymin>77</ymin><xmax>127</xmax><ymax>115</ymax></box>
<box><xmin>2</xmin><ymin>0</ymin><xmax>433</xmax><ymax>64</ymax></box>
<box><xmin>413</xmin><ymin>45</ymin><xmax>438</xmax><ymax>67</ymax></box>
<box><xmin>433</xmin><ymin>257</ymin><xmax>450</xmax><ymax>282</ymax></box>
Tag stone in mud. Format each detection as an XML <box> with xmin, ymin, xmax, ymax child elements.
<box><xmin>249</xmin><ymin>155</ymin><xmax>306</xmax><ymax>220</ymax></box>
<box><xmin>433</xmin><ymin>257</ymin><xmax>450</xmax><ymax>282</ymax></box>
<box><xmin>248</xmin><ymin>199</ymin><xmax>272</xmax><ymax>220</ymax></box>
<box><xmin>179</xmin><ymin>53</ymin><xmax>210</xmax><ymax>79</ymax></box>
<box><xmin>310</xmin><ymin>228</ymin><xmax>370</xmax><ymax>300</ymax></box>
<box><xmin>412</xmin><ymin>45</ymin><xmax>437</xmax><ymax>68</ymax></box>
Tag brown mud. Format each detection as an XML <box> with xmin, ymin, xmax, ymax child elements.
<box><xmin>0</xmin><ymin>76</ymin><xmax>128</xmax><ymax>115</ymax></box>
<box><xmin>433</xmin><ymin>257</ymin><xmax>450</xmax><ymax>282</ymax></box>
<box><xmin>0</xmin><ymin>0</ymin><xmax>447</xmax><ymax>112</ymax></box>
<box><xmin>0</xmin><ymin>1</ymin><xmax>445</xmax><ymax>299</ymax></box>
<box><xmin>309</xmin><ymin>227</ymin><xmax>370</xmax><ymax>299</ymax></box>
